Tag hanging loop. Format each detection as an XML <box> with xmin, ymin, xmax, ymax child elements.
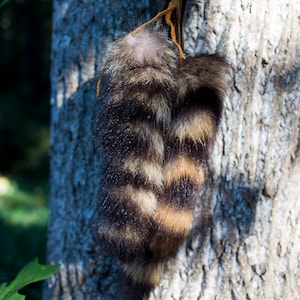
<box><xmin>130</xmin><ymin>0</ymin><xmax>186</xmax><ymax>59</ymax></box>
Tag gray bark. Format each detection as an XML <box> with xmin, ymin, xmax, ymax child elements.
<box><xmin>45</xmin><ymin>0</ymin><xmax>300</xmax><ymax>299</ymax></box>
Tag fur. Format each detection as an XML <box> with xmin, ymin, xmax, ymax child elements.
<box><xmin>94</xmin><ymin>30</ymin><xmax>230</xmax><ymax>298</ymax></box>
<box><xmin>148</xmin><ymin>54</ymin><xmax>230</xmax><ymax>266</ymax></box>
<box><xmin>94</xmin><ymin>30</ymin><xmax>177</xmax><ymax>265</ymax></box>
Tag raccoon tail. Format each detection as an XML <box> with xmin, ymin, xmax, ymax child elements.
<box><xmin>147</xmin><ymin>54</ymin><xmax>231</xmax><ymax>277</ymax></box>
<box><xmin>94</xmin><ymin>29</ymin><xmax>177</xmax><ymax>294</ymax></box>
<box><xmin>94</xmin><ymin>30</ymin><xmax>231</xmax><ymax>297</ymax></box>
<box><xmin>118</xmin><ymin>55</ymin><xmax>231</xmax><ymax>295</ymax></box>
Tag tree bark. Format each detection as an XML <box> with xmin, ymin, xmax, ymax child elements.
<box><xmin>45</xmin><ymin>0</ymin><xmax>300</xmax><ymax>299</ymax></box>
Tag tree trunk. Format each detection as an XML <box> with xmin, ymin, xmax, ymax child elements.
<box><xmin>45</xmin><ymin>0</ymin><xmax>300</xmax><ymax>299</ymax></box>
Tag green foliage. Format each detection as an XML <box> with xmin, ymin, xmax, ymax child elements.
<box><xmin>0</xmin><ymin>177</ymin><xmax>48</xmax><ymax>226</ymax></box>
<box><xmin>0</xmin><ymin>258</ymin><xmax>60</xmax><ymax>300</ymax></box>
<box><xmin>0</xmin><ymin>177</ymin><xmax>49</xmax><ymax>300</ymax></box>
<box><xmin>0</xmin><ymin>0</ymin><xmax>52</xmax><ymax>298</ymax></box>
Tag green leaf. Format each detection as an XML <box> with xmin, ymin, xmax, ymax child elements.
<box><xmin>0</xmin><ymin>258</ymin><xmax>60</xmax><ymax>300</ymax></box>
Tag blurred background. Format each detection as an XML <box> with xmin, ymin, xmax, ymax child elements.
<box><xmin>0</xmin><ymin>0</ymin><xmax>52</xmax><ymax>298</ymax></box>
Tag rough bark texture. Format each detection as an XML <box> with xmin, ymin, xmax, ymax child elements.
<box><xmin>45</xmin><ymin>0</ymin><xmax>300</xmax><ymax>299</ymax></box>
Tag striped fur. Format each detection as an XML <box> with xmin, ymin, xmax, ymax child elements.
<box><xmin>148</xmin><ymin>55</ymin><xmax>229</xmax><ymax>264</ymax></box>
<box><xmin>94</xmin><ymin>30</ymin><xmax>177</xmax><ymax>263</ymax></box>
<box><xmin>94</xmin><ymin>30</ymin><xmax>230</xmax><ymax>297</ymax></box>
